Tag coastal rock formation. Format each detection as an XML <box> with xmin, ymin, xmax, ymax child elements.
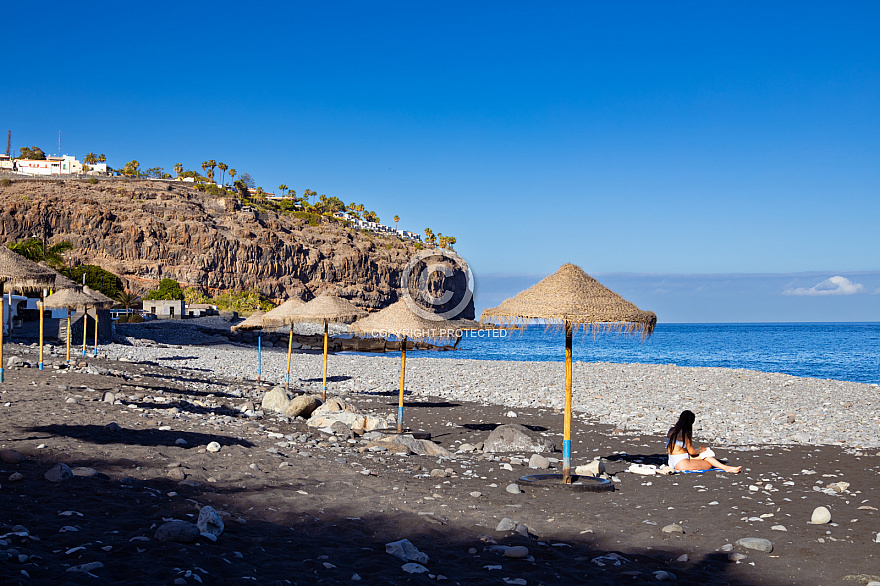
<box><xmin>0</xmin><ymin>178</ymin><xmax>474</xmax><ymax>317</ymax></box>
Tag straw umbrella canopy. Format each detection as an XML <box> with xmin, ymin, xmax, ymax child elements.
<box><xmin>481</xmin><ymin>263</ymin><xmax>656</xmax><ymax>484</ymax></box>
<box><xmin>0</xmin><ymin>248</ymin><xmax>57</xmax><ymax>381</ymax></box>
<box><xmin>44</xmin><ymin>287</ymin><xmax>96</xmax><ymax>361</ymax></box>
<box><xmin>260</xmin><ymin>297</ymin><xmax>304</xmax><ymax>388</ymax></box>
<box><xmin>351</xmin><ymin>300</ymin><xmax>457</xmax><ymax>432</ymax></box>
<box><xmin>231</xmin><ymin>309</ymin><xmax>265</xmax><ymax>332</ymax></box>
<box><xmin>286</xmin><ymin>294</ymin><xmax>366</xmax><ymax>400</ymax></box>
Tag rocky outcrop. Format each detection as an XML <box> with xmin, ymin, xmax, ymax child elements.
<box><xmin>0</xmin><ymin>178</ymin><xmax>474</xmax><ymax>317</ymax></box>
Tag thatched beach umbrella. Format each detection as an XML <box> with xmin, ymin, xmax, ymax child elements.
<box><xmin>480</xmin><ymin>263</ymin><xmax>656</xmax><ymax>484</ymax></box>
<box><xmin>231</xmin><ymin>309</ymin><xmax>266</xmax><ymax>381</ymax></box>
<box><xmin>351</xmin><ymin>300</ymin><xmax>457</xmax><ymax>433</ymax></box>
<box><xmin>44</xmin><ymin>288</ymin><xmax>95</xmax><ymax>361</ymax></box>
<box><xmin>0</xmin><ymin>248</ymin><xmax>57</xmax><ymax>381</ymax></box>
<box><xmin>35</xmin><ymin>267</ymin><xmax>80</xmax><ymax>368</ymax></box>
<box><xmin>83</xmin><ymin>286</ymin><xmax>115</xmax><ymax>357</ymax></box>
<box><xmin>261</xmin><ymin>297</ymin><xmax>304</xmax><ymax>387</ymax></box>
<box><xmin>287</xmin><ymin>294</ymin><xmax>366</xmax><ymax>400</ymax></box>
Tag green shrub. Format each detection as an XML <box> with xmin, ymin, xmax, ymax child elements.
<box><xmin>89</xmin><ymin>178</ymin><xmax>98</xmax><ymax>185</ymax></box>
<box><xmin>116</xmin><ymin>315</ymin><xmax>128</xmax><ymax>323</ymax></box>
<box><xmin>0</xmin><ymin>179</ymin><xmax>11</xmax><ymax>187</ymax></box>
<box><xmin>60</xmin><ymin>265</ymin><xmax>124</xmax><ymax>299</ymax></box>
<box><xmin>144</xmin><ymin>278</ymin><xmax>184</xmax><ymax>301</ymax></box>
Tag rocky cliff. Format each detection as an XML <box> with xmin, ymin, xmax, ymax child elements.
<box><xmin>0</xmin><ymin>178</ymin><xmax>474</xmax><ymax>318</ymax></box>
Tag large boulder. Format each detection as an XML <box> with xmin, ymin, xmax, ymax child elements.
<box><xmin>155</xmin><ymin>520</ymin><xmax>200</xmax><ymax>543</ymax></box>
<box><xmin>285</xmin><ymin>395</ymin><xmax>322</xmax><ymax>418</ymax></box>
<box><xmin>311</xmin><ymin>397</ymin><xmax>360</xmax><ymax>417</ymax></box>
<box><xmin>308</xmin><ymin>411</ymin><xmax>391</xmax><ymax>431</ymax></box>
<box><xmin>260</xmin><ymin>386</ymin><xmax>297</xmax><ymax>414</ymax></box>
<box><xmin>365</xmin><ymin>434</ymin><xmax>454</xmax><ymax>458</ymax></box>
<box><xmin>483</xmin><ymin>424</ymin><xmax>555</xmax><ymax>454</ymax></box>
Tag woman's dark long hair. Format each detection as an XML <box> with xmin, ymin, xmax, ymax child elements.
<box><xmin>667</xmin><ymin>410</ymin><xmax>696</xmax><ymax>452</ymax></box>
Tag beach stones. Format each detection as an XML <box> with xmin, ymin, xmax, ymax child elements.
<box><xmin>528</xmin><ymin>454</ymin><xmax>550</xmax><ymax>469</ymax></box>
<box><xmin>385</xmin><ymin>539</ymin><xmax>429</xmax><ymax>564</ymax></box>
<box><xmin>330</xmin><ymin>420</ymin><xmax>354</xmax><ymax>440</ymax></box>
<box><xmin>483</xmin><ymin>424</ymin><xmax>555</xmax><ymax>454</ymax></box>
<box><xmin>506</xmin><ymin>483</ymin><xmax>522</xmax><ymax>494</ymax></box>
<box><xmin>155</xmin><ymin>520</ymin><xmax>200</xmax><ymax>543</ymax></box>
<box><xmin>197</xmin><ymin>506</ymin><xmax>224</xmax><ymax>538</ymax></box>
<box><xmin>496</xmin><ymin>518</ymin><xmax>517</xmax><ymax>532</ymax></box>
<box><xmin>312</xmin><ymin>397</ymin><xmax>359</xmax><ymax>415</ymax></box>
<box><xmin>206</xmin><ymin>441</ymin><xmax>222</xmax><ymax>452</ymax></box>
<box><xmin>662</xmin><ymin>524</ymin><xmax>684</xmax><ymax>534</ymax></box>
<box><xmin>44</xmin><ymin>463</ymin><xmax>73</xmax><ymax>482</ymax></box>
<box><xmin>735</xmin><ymin>538</ymin><xmax>773</xmax><ymax>553</ymax></box>
<box><xmin>811</xmin><ymin>506</ymin><xmax>832</xmax><ymax>524</ymax></box>
<box><xmin>0</xmin><ymin>449</ymin><xmax>23</xmax><ymax>465</ymax></box>
<box><xmin>505</xmin><ymin>546</ymin><xmax>529</xmax><ymax>559</ymax></box>
<box><xmin>575</xmin><ymin>460</ymin><xmax>606</xmax><ymax>476</ymax></box>
<box><xmin>261</xmin><ymin>386</ymin><xmax>298</xmax><ymax>414</ymax></box>
<box><xmin>285</xmin><ymin>395</ymin><xmax>322</xmax><ymax>419</ymax></box>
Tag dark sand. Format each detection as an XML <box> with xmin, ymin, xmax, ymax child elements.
<box><xmin>1</xmin><ymin>345</ymin><xmax>879</xmax><ymax>585</ymax></box>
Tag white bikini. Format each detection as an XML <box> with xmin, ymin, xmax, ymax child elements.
<box><xmin>666</xmin><ymin>436</ymin><xmax>690</xmax><ymax>468</ymax></box>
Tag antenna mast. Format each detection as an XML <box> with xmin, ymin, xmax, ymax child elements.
<box><xmin>5</xmin><ymin>130</ymin><xmax>9</xmax><ymax>157</ymax></box>
<box><xmin>58</xmin><ymin>130</ymin><xmax>61</xmax><ymax>155</ymax></box>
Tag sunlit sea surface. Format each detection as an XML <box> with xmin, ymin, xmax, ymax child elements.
<box><xmin>418</xmin><ymin>323</ymin><xmax>880</xmax><ymax>385</ymax></box>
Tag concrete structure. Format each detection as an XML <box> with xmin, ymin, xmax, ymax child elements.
<box><xmin>0</xmin><ymin>155</ymin><xmax>13</xmax><ymax>171</ymax></box>
<box><xmin>185</xmin><ymin>303</ymin><xmax>218</xmax><ymax>318</ymax></box>
<box><xmin>333</xmin><ymin>212</ymin><xmax>422</xmax><ymax>241</ymax></box>
<box><xmin>15</xmin><ymin>155</ymin><xmax>82</xmax><ymax>176</ymax></box>
<box><xmin>145</xmin><ymin>299</ymin><xmax>184</xmax><ymax>319</ymax></box>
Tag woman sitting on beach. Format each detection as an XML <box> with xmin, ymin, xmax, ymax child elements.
<box><xmin>667</xmin><ymin>410</ymin><xmax>742</xmax><ymax>473</ymax></box>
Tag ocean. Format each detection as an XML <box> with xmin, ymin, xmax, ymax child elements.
<box><xmin>430</xmin><ymin>323</ymin><xmax>880</xmax><ymax>385</ymax></box>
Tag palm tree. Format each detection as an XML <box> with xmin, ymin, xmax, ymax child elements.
<box><xmin>278</xmin><ymin>184</ymin><xmax>288</xmax><ymax>197</ymax></box>
<box><xmin>218</xmin><ymin>162</ymin><xmax>228</xmax><ymax>185</ymax></box>
<box><xmin>200</xmin><ymin>161</ymin><xmax>209</xmax><ymax>178</ymax></box>
<box><xmin>97</xmin><ymin>154</ymin><xmax>106</xmax><ymax>163</ymax></box>
<box><xmin>208</xmin><ymin>160</ymin><xmax>217</xmax><ymax>182</ymax></box>
<box><xmin>7</xmin><ymin>239</ymin><xmax>73</xmax><ymax>270</ymax></box>
<box><xmin>83</xmin><ymin>153</ymin><xmax>98</xmax><ymax>165</ymax></box>
<box><xmin>173</xmin><ymin>163</ymin><xmax>183</xmax><ymax>177</ymax></box>
<box><xmin>115</xmin><ymin>290</ymin><xmax>142</xmax><ymax>311</ymax></box>
<box><xmin>394</xmin><ymin>215</ymin><xmax>400</xmax><ymax>229</ymax></box>
<box><xmin>228</xmin><ymin>168</ymin><xmax>236</xmax><ymax>183</ymax></box>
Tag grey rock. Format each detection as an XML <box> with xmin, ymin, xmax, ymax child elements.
<box><xmin>312</xmin><ymin>397</ymin><xmax>359</xmax><ymax>416</ymax></box>
<box><xmin>483</xmin><ymin>424</ymin><xmax>555</xmax><ymax>454</ymax></box>
<box><xmin>528</xmin><ymin>454</ymin><xmax>550</xmax><ymax>469</ymax></box>
<box><xmin>662</xmin><ymin>524</ymin><xmax>684</xmax><ymax>534</ymax></box>
<box><xmin>810</xmin><ymin>506</ymin><xmax>831</xmax><ymax>524</ymax></box>
<box><xmin>735</xmin><ymin>537</ymin><xmax>773</xmax><ymax>553</ymax></box>
<box><xmin>505</xmin><ymin>545</ymin><xmax>529</xmax><ymax>558</ymax></box>
<box><xmin>261</xmin><ymin>385</ymin><xmax>297</xmax><ymax>414</ymax></box>
<box><xmin>401</xmin><ymin>563</ymin><xmax>429</xmax><ymax>574</ymax></box>
<box><xmin>506</xmin><ymin>483</ymin><xmax>522</xmax><ymax>494</ymax></box>
<box><xmin>8</xmin><ymin>472</ymin><xmax>24</xmax><ymax>481</ymax></box>
<box><xmin>6</xmin><ymin>356</ymin><xmax>23</xmax><ymax>368</ymax></box>
<box><xmin>496</xmin><ymin>518</ymin><xmax>517</xmax><ymax>532</ymax></box>
<box><xmin>167</xmin><ymin>468</ymin><xmax>187</xmax><ymax>481</ymax></box>
<box><xmin>206</xmin><ymin>441</ymin><xmax>221</xmax><ymax>453</ymax></box>
<box><xmin>575</xmin><ymin>460</ymin><xmax>606</xmax><ymax>476</ymax></box>
<box><xmin>67</xmin><ymin>561</ymin><xmax>104</xmax><ymax>574</ymax></box>
<box><xmin>0</xmin><ymin>449</ymin><xmax>23</xmax><ymax>465</ymax></box>
<box><xmin>728</xmin><ymin>552</ymin><xmax>747</xmax><ymax>562</ymax></box>
<box><xmin>285</xmin><ymin>395</ymin><xmax>323</xmax><ymax>419</ymax></box>
<box><xmin>71</xmin><ymin>467</ymin><xmax>98</xmax><ymax>477</ymax></box>
<box><xmin>197</xmin><ymin>506</ymin><xmax>224</xmax><ymax>537</ymax></box>
<box><xmin>44</xmin><ymin>463</ymin><xmax>74</xmax><ymax>482</ymax></box>
<box><xmin>330</xmin><ymin>420</ymin><xmax>354</xmax><ymax>440</ymax></box>
<box><xmin>515</xmin><ymin>524</ymin><xmax>530</xmax><ymax>537</ymax></box>
<box><xmin>104</xmin><ymin>422</ymin><xmax>121</xmax><ymax>432</ymax></box>
<box><xmin>102</xmin><ymin>392</ymin><xmax>116</xmax><ymax>403</ymax></box>
<box><xmin>155</xmin><ymin>520</ymin><xmax>200</xmax><ymax>543</ymax></box>
<box><xmin>385</xmin><ymin>539</ymin><xmax>429</xmax><ymax>564</ymax></box>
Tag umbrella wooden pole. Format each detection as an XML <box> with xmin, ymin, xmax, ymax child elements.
<box><xmin>0</xmin><ymin>291</ymin><xmax>5</xmax><ymax>383</ymax></box>
<box><xmin>66</xmin><ymin>309</ymin><xmax>71</xmax><ymax>361</ymax></box>
<box><xmin>93</xmin><ymin>310</ymin><xmax>99</xmax><ymax>356</ymax></box>
<box><xmin>322</xmin><ymin>320</ymin><xmax>328</xmax><ymax>401</ymax></box>
<box><xmin>82</xmin><ymin>307</ymin><xmax>88</xmax><ymax>356</ymax></box>
<box><xmin>562</xmin><ymin>321</ymin><xmax>573</xmax><ymax>484</ymax></box>
<box><xmin>398</xmin><ymin>336</ymin><xmax>407</xmax><ymax>433</ymax></box>
<box><xmin>38</xmin><ymin>294</ymin><xmax>44</xmax><ymax>370</ymax></box>
<box><xmin>257</xmin><ymin>334</ymin><xmax>261</xmax><ymax>382</ymax></box>
<box><xmin>285</xmin><ymin>328</ymin><xmax>294</xmax><ymax>389</ymax></box>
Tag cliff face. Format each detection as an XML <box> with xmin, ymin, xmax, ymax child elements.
<box><xmin>0</xmin><ymin>178</ymin><xmax>474</xmax><ymax>318</ymax></box>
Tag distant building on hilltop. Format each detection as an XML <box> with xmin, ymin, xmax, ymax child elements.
<box><xmin>333</xmin><ymin>212</ymin><xmax>421</xmax><ymax>241</ymax></box>
<box><xmin>13</xmin><ymin>155</ymin><xmax>107</xmax><ymax>176</ymax></box>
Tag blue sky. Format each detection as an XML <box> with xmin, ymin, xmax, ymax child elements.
<box><xmin>2</xmin><ymin>2</ymin><xmax>878</xmax><ymax>322</ymax></box>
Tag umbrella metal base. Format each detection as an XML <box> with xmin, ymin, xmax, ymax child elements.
<box><xmin>372</xmin><ymin>428</ymin><xmax>432</xmax><ymax>441</ymax></box>
<box><xmin>518</xmin><ymin>473</ymin><xmax>615</xmax><ymax>492</ymax></box>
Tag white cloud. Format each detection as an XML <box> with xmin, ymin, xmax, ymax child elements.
<box><xmin>783</xmin><ymin>276</ymin><xmax>865</xmax><ymax>296</ymax></box>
